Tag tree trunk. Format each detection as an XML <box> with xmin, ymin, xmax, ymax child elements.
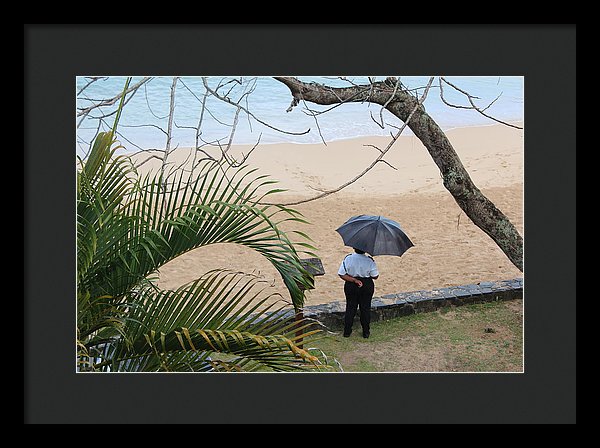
<box><xmin>273</xmin><ymin>77</ymin><xmax>523</xmax><ymax>272</ymax></box>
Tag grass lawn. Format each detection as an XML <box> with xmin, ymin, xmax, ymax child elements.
<box><xmin>308</xmin><ymin>298</ymin><xmax>523</xmax><ymax>372</ymax></box>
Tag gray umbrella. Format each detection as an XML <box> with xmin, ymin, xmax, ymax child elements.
<box><xmin>335</xmin><ymin>215</ymin><xmax>414</xmax><ymax>256</ymax></box>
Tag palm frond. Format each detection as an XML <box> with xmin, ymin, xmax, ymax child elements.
<box><xmin>77</xmin><ymin>78</ymin><xmax>329</xmax><ymax>372</ymax></box>
<box><xmin>81</xmin><ymin>154</ymin><xmax>314</xmax><ymax>309</ymax></box>
<box><xmin>91</xmin><ymin>270</ymin><xmax>336</xmax><ymax>372</ymax></box>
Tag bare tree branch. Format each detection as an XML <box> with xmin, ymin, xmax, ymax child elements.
<box><xmin>133</xmin><ymin>153</ymin><xmax>164</xmax><ymax>169</ymax></box>
<box><xmin>439</xmin><ymin>77</ymin><xmax>522</xmax><ymax>129</ymax></box>
<box><xmin>234</xmin><ymin>133</ymin><xmax>262</xmax><ymax>167</ymax></box>
<box><xmin>202</xmin><ymin>77</ymin><xmax>311</xmax><ymax>137</ymax></box>
<box><xmin>272</xmin><ymin>76</ymin><xmax>523</xmax><ymax>271</ymax></box>
<box><xmin>190</xmin><ymin>87</ymin><xmax>212</xmax><ymax>174</ymax></box>
<box><xmin>121</xmin><ymin>123</ymin><xmax>168</xmax><ymax>136</ymax></box>
<box><xmin>301</xmin><ymin>100</ymin><xmax>327</xmax><ymax>146</ymax></box>
<box><xmin>76</xmin><ymin>75</ymin><xmax>523</xmax><ymax>272</ymax></box>
<box><xmin>77</xmin><ymin>77</ymin><xmax>108</xmax><ymax>95</ymax></box>
<box><xmin>225</xmin><ymin>106</ymin><xmax>242</xmax><ymax>155</ymax></box>
<box><xmin>373</xmin><ymin>77</ymin><xmax>402</xmax><ymax>129</ymax></box>
<box><xmin>220</xmin><ymin>133</ymin><xmax>263</xmax><ymax>168</ymax></box>
<box><xmin>76</xmin><ymin>77</ymin><xmax>152</xmax><ymax>118</ymax></box>
<box><xmin>159</xmin><ymin>77</ymin><xmax>179</xmax><ymax>184</ymax></box>
<box><xmin>143</xmin><ymin>81</ymin><xmax>169</xmax><ymax>119</ymax></box>
<box><xmin>263</xmin><ymin>77</ymin><xmax>435</xmax><ymax>206</ymax></box>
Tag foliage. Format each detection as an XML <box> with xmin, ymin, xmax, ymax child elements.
<box><xmin>76</xmin><ymin>81</ymin><xmax>337</xmax><ymax>372</ymax></box>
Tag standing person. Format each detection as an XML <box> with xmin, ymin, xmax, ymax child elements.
<box><xmin>338</xmin><ymin>248</ymin><xmax>379</xmax><ymax>338</ymax></box>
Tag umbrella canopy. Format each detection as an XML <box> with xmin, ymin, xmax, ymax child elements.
<box><xmin>335</xmin><ymin>215</ymin><xmax>414</xmax><ymax>256</ymax></box>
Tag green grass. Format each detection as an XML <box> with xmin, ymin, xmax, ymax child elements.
<box><xmin>307</xmin><ymin>299</ymin><xmax>523</xmax><ymax>373</ymax></box>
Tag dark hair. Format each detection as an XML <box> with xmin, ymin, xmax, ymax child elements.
<box><xmin>353</xmin><ymin>248</ymin><xmax>365</xmax><ymax>254</ymax></box>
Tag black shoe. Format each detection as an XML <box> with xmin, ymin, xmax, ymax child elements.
<box><xmin>343</xmin><ymin>331</ymin><xmax>351</xmax><ymax>338</ymax></box>
<box><xmin>362</xmin><ymin>332</ymin><xmax>370</xmax><ymax>339</ymax></box>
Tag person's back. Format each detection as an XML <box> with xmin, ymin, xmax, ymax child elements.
<box><xmin>340</xmin><ymin>252</ymin><xmax>379</xmax><ymax>279</ymax></box>
<box><xmin>338</xmin><ymin>248</ymin><xmax>379</xmax><ymax>338</ymax></box>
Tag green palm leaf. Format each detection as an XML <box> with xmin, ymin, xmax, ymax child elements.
<box><xmin>76</xmin><ymin>78</ymin><xmax>331</xmax><ymax>372</ymax></box>
<box><xmin>85</xmin><ymin>270</ymin><xmax>333</xmax><ymax>372</ymax></box>
<box><xmin>79</xmin><ymin>144</ymin><xmax>313</xmax><ymax>308</ymax></box>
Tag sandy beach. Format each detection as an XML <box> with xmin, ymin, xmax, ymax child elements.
<box><xmin>135</xmin><ymin>122</ymin><xmax>524</xmax><ymax>308</ymax></box>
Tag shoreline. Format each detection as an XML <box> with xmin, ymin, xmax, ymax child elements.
<box><xmin>123</xmin><ymin>120</ymin><xmax>524</xmax><ymax>154</ymax></box>
<box><xmin>131</xmin><ymin>122</ymin><xmax>524</xmax><ymax>198</ymax></box>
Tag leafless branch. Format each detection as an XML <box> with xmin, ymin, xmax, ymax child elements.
<box><xmin>159</xmin><ymin>77</ymin><xmax>179</xmax><ymax>184</ymax></box>
<box><xmin>77</xmin><ymin>77</ymin><xmax>108</xmax><ymax>95</ymax></box>
<box><xmin>178</xmin><ymin>79</ymin><xmax>234</xmax><ymax>129</ymax></box>
<box><xmin>223</xmin><ymin>133</ymin><xmax>263</xmax><ymax>168</ymax></box>
<box><xmin>370</xmin><ymin>110</ymin><xmax>387</xmax><ymax>129</ymax></box>
<box><xmin>173</xmin><ymin>122</ymin><xmax>198</xmax><ymax>131</ymax></box>
<box><xmin>439</xmin><ymin>77</ymin><xmax>522</xmax><ymax>129</ymax></box>
<box><xmin>284</xmin><ymin>82</ymin><xmax>370</xmax><ymax>118</ymax></box>
<box><xmin>114</xmin><ymin>129</ymin><xmax>151</xmax><ymax>153</ymax></box>
<box><xmin>337</xmin><ymin>77</ymin><xmax>360</xmax><ymax>87</ymax></box>
<box><xmin>243</xmin><ymin>88</ymin><xmax>254</xmax><ymax>131</ymax></box>
<box><xmin>263</xmin><ymin>77</ymin><xmax>435</xmax><ymax>206</ymax></box>
<box><xmin>76</xmin><ymin>77</ymin><xmax>152</xmax><ymax>118</ymax></box>
<box><xmin>202</xmin><ymin>77</ymin><xmax>311</xmax><ymax>137</ymax></box>
<box><xmin>327</xmin><ymin>85</ymin><xmax>347</xmax><ymax>104</ymax></box>
<box><xmin>77</xmin><ymin>76</ymin><xmax>266</xmax><ymax>183</ymax></box>
<box><xmin>480</xmin><ymin>93</ymin><xmax>502</xmax><ymax>112</ymax></box>
<box><xmin>133</xmin><ymin>153</ymin><xmax>164</xmax><ymax>169</ymax></box>
<box><xmin>362</xmin><ymin>143</ymin><xmax>384</xmax><ymax>153</ymax></box>
<box><xmin>223</xmin><ymin>77</ymin><xmax>243</xmax><ymax>98</ymax></box>
<box><xmin>361</xmin><ymin>144</ymin><xmax>398</xmax><ymax>169</ymax></box>
<box><xmin>87</xmin><ymin>89</ymin><xmax>139</xmax><ymax>120</ymax></box>
<box><xmin>373</xmin><ymin>77</ymin><xmax>402</xmax><ymax>129</ymax></box>
<box><xmin>77</xmin><ymin>84</ymin><xmax>142</xmax><ymax>131</ymax></box>
<box><xmin>377</xmin><ymin>159</ymin><xmax>398</xmax><ymax>171</ymax></box>
<box><xmin>167</xmin><ymin>143</ymin><xmax>207</xmax><ymax>176</ymax></box>
<box><xmin>225</xmin><ymin>106</ymin><xmax>242</xmax><ymax>154</ymax></box>
<box><xmin>190</xmin><ymin>86</ymin><xmax>213</xmax><ymax>174</ymax></box>
<box><xmin>301</xmin><ymin>100</ymin><xmax>327</xmax><ymax>146</ymax></box>
<box><xmin>187</xmin><ymin>100</ymin><xmax>245</xmax><ymax>171</ymax></box>
<box><xmin>143</xmin><ymin>81</ymin><xmax>169</xmax><ymax>119</ymax></box>
<box><xmin>121</xmin><ymin>123</ymin><xmax>168</xmax><ymax>136</ymax></box>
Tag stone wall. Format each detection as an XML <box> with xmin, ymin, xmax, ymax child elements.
<box><xmin>302</xmin><ymin>278</ymin><xmax>523</xmax><ymax>331</ymax></box>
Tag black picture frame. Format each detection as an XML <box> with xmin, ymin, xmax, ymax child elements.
<box><xmin>24</xmin><ymin>24</ymin><xmax>576</xmax><ymax>424</ymax></box>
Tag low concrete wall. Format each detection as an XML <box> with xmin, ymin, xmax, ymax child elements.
<box><xmin>302</xmin><ymin>278</ymin><xmax>523</xmax><ymax>331</ymax></box>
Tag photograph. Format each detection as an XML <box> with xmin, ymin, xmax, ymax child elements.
<box><xmin>75</xmin><ymin>75</ymin><xmax>524</xmax><ymax>373</ymax></box>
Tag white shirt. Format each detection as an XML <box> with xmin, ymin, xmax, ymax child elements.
<box><xmin>338</xmin><ymin>253</ymin><xmax>379</xmax><ymax>278</ymax></box>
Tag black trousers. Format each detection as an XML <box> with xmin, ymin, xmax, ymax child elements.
<box><xmin>343</xmin><ymin>277</ymin><xmax>375</xmax><ymax>335</ymax></box>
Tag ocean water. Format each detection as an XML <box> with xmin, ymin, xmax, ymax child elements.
<box><xmin>76</xmin><ymin>76</ymin><xmax>523</xmax><ymax>158</ymax></box>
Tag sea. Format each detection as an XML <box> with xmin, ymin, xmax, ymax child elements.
<box><xmin>76</xmin><ymin>76</ymin><xmax>523</xmax><ymax>158</ymax></box>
